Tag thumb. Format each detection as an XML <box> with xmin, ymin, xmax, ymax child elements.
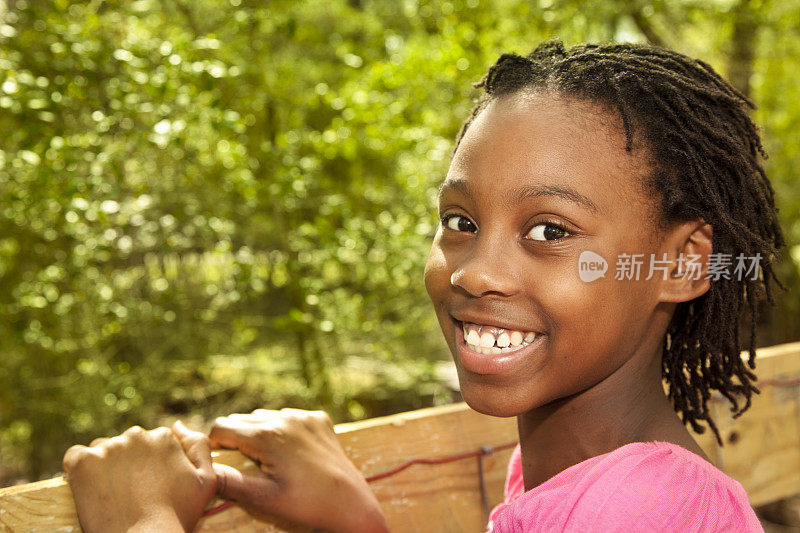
<box><xmin>212</xmin><ymin>463</ymin><xmax>282</xmax><ymax>508</ymax></box>
<box><xmin>172</xmin><ymin>420</ymin><xmax>213</xmax><ymax>474</ymax></box>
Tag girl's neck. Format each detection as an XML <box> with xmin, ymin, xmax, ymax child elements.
<box><xmin>516</xmin><ymin>343</ymin><xmax>708</xmax><ymax>491</ymax></box>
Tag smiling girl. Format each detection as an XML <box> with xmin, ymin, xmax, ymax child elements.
<box><xmin>64</xmin><ymin>40</ymin><xmax>783</xmax><ymax>532</ymax></box>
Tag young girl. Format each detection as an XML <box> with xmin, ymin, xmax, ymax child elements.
<box><xmin>63</xmin><ymin>40</ymin><xmax>783</xmax><ymax>532</ymax></box>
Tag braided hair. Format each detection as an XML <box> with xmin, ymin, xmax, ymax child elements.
<box><xmin>456</xmin><ymin>40</ymin><xmax>785</xmax><ymax>444</ymax></box>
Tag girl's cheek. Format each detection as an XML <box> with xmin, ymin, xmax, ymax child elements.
<box><xmin>539</xmin><ymin>264</ymin><xmax>616</xmax><ymax>325</ymax></box>
<box><xmin>423</xmin><ymin>240</ymin><xmax>448</xmax><ymax>300</ymax></box>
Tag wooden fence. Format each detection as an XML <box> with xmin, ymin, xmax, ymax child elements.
<box><xmin>1</xmin><ymin>341</ymin><xmax>799</xmax><ymax>532</ymax></box>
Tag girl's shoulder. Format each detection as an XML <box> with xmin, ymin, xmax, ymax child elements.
<box><xmin>487</xmin><ymin>441</ymin><xmax>763</xmax><ymax>533</ymax></box>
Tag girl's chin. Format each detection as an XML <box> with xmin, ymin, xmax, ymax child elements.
<box><xmin>456</xmin><ymin>380</ymin><xmax>536</xmax><ymax>418</ymax></box>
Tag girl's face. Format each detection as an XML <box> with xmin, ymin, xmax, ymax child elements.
<box><xmin>424</xmin><ymin>91</ymin><xmax>676</xmax><ymax>417</ymax></box>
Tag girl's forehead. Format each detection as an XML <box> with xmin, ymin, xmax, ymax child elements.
<box><xmin>446</xmin><ymin>92</ymin><xmax>653</xmax><ymax>210</ymax></box>
<box><xmin>459</xmin><ymin>93</ymin><xmax>631</xmax><ymax>165</ymax></box>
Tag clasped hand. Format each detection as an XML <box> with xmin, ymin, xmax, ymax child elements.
<box><xmin>63</xmin><ymin>409</ymin><xmax>388</xmax><ymax>533</ymax></box>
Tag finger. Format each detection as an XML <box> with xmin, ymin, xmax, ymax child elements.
<box><xmin>279</xmin><ymin>407</ymin><xmax>307</xmax><ymax>415</ymax></box>
<box><xmin>123</xmin><ymin>425</ymin><xmax>146</xmax><ymax>437</ymax></box>
<box><xmin>62</xmin><ymin>444</ymin><xmax>89</xmax><ymax>473</ymax></box>
<box><xmin>308</xmin><ymin>410</ymin><xmax>335</xmax><ymax>432</ymax></box>
<box><xmin>172</xmin><ymin>420</ymin><xmax>213</xmax><ymax>473</ymax></box>
<box><xmin>224</xmin><ymin>413</ymin><xmax>253</xmax><ymax>422</ymax></box>
<box><xmin>223</xmin><ymin>413</ymin><xmax>277</xmax><ymax>424</ymax></box>
<box><xmin>144</xmin><ymin>427</ymin><xmax>180</xmax><ymax>453</ymax></box>
<box><xmin>208</xmin><ymin>417</ymin><xmax>258</xmax><ymax>450</ymax></box>
<box><xmin>212</xmin><ymin>463</ymin><xmax>281</xmax><ymax>507</ymax></box>
<box><xmin>90</xmin><ymin>437</ymin><xmax>109</xmax><ymax>447</ymax></box>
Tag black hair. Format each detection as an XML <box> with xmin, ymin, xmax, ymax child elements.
<box><xmin>456</xmin><ymin>40</ymin><xmax>785</xmax><ymax>444</ymax></box>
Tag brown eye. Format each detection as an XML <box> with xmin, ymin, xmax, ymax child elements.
<box><xmin>527</xmin><ymin>223</ymin><xmax>569</xmax><ymax>241</ymax></box>
<box><xmin>443</xmin><ymin>215</ymin><xmax>477</xmax><ymax>233</ymax></box>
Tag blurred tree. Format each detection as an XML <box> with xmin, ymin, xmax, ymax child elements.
<box><xmin>0</xmin><ymin>0</ymin><xmax>797</xmax><ymax>482</ymax></box>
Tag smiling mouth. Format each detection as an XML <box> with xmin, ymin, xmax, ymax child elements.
<box><xmin>459</xmin><ymin>321</ymin><xmax>539</xmax><ymax>355</ymax></box>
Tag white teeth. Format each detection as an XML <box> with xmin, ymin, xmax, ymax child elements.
<box><xmin>509</xmin><ymin>331</ymin><xmax>523</xmax><ymax>346</ymax></box>
<box><xmin>496</xmin><ymin>332</ymin><xmax>510</xmax><ymax>348</ymax></box>
<box><xmin>480</xmin><ymin>332</ymin><xmax>495</xmax><ymax>348</ymax></box>
<box><xmin>462</xmin><ymin>322</ymin><xmax>540</xmax><ymax>355</ymax></box>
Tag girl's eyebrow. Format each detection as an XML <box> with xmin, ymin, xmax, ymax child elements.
<box><xmin>438</xmin><ymin>178</ymin><xmax>600</xmax><ymax>214</ymax></box>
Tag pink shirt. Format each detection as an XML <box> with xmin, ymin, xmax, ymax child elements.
<box><xmin>487</xmin><ymin>441</ymin><xmax>763</xmax><ymax>532</ymax></box>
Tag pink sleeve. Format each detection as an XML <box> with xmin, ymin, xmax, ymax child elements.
<box><xmin>490</xmin><ymin>443</ymin><xmax>763</xmax><ymax>533</ymax></box>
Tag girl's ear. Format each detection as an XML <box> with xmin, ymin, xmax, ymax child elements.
<box><xmin>658</xmin><ymin>219</ymin><xmax>713</xmax><ymax>303</ymax></box>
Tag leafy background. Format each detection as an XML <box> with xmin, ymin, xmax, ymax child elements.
<box><xmin>1</xmin><ymin>0</ymin><xmax>798</xmax><ymax>483</ymax></box>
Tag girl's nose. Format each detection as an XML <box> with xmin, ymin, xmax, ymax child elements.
<box><xmin>449</xmin><ymin>241</ymin><xmax>518</xmax><ymax>298</ymax></box>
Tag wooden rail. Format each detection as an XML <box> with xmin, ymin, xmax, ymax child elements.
<box><xmin>1</xmin><ymin>341</ymin><xmax>799</xmax><ymax>532</ymax></box>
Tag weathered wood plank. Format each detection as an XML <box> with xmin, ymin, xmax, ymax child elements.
<box><xmin>1</xmin><ymin>341</ymin><xmax>799</xmax><ymax>531</ymax></box>
<box><xmin>0</xmin><ymin>403</ymin><xmax>518</xmax><ymax>532</ymax></box>
<box><xmin>708</xmin><ymin>342</ymin><xmax>800</xmax><ymax>507</ymax></box>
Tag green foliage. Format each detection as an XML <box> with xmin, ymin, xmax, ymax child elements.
<box><xmin>0</xmin><ymin>0</ymin><xmax>798</xmax><ymax>481</ymax></box>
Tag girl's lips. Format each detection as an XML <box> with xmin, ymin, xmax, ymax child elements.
<box><xmin>454</xmin><ymin>320</ymin><xmax>545</xmax><ymax>375</ymax></box>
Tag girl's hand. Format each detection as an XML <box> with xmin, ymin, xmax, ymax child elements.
<box><xmin>62</xmin><ymin>421</ymin><xmax>217</xmax><ymax>533</ymax></box>
<box><xmin>210</xmin><ymin>408</ymin><xmax>389</xmax><ymax>533</ymax></box>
